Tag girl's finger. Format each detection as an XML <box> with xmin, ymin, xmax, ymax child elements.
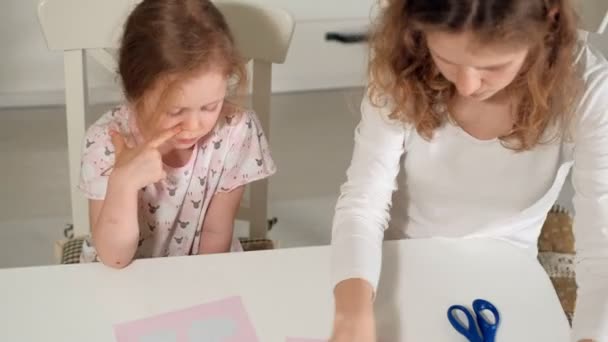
<box><xmin>110</xmin><ymin>131</ymin><xmax>127</xmax><ymax>156</ymax></box>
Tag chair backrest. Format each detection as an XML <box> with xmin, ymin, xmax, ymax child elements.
<box><xmin>38</xmin><ymin>0</ymin><xmax>294</xmax><ymax>62</ymax></box>
<box><xmin>38</xmin><ymin>0</ymin><xmax>295</xmax><ymax>237</ymax></box>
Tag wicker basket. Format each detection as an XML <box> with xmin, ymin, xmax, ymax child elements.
<box><xmin>56</xmin><ymin>236</ymin><xmax>277</xmax><ymax>264</ymax></box>
<box><xmin>537</xmin><ymin>205</ymin><xmax>577</xmax><ymax>324</ymax></box>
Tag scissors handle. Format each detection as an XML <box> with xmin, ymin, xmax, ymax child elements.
<box><xmin>447</xmin><ymin>305</ymin><xmax>484</xmax><ymax>342</ymax></box>
<box><xmin>473</xmin><ymin>299</ymin><xmax>500</xmax><ymax>342</ymax></box>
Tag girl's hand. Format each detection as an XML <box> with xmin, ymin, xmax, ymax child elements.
<box><xmin>109</xmin><ymin>126</ymin><xmax>181</xmax><ymax>190</ymax></box>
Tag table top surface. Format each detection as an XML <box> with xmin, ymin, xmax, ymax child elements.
<box><xmin>0</xmin><ymin>238</ymin><xmax>570</xmax><ymax>342</ymax></box>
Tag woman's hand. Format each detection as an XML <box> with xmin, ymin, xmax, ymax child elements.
<box><xmin>330</xmin><ymin>279</ymin><xmax>377</xmax><ymax>342</ymax></box>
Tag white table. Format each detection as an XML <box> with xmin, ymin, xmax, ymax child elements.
<box><xmin>0</xmin><ymin>238</ymin><xmax>570</xmax><ymax>341</ymax></box>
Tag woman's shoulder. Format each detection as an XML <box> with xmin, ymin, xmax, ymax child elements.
<box><xmin>576</xmin><ymin>39</ymin><xmax>608</xmax><ymax>92</ymax></box>
<box><xmin>571</xmin><ymin>41</ymin><xmax>608</xmax><ymax>139</ymax></box>
<box><xmin>360</xmin><ymin>92</ymin><xmax>414</xmax><ymax>135</ymax></box>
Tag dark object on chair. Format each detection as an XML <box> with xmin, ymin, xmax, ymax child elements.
<box><xmin>268</xmin><ymin>217</ymin><xmax>278</xmax><ymax>231</ymax></box>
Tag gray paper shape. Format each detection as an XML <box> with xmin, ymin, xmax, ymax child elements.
<box><xmin>188</xmin><ymin>318</ymin><xmax>237</xmax><ymax>342</ymax></box>
<box><xmin>139</xmin><ymin>330</ymin><xmax>177</xmax><ymax>342</ymax></box>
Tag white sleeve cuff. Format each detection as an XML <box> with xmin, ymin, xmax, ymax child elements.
<box><xmin>331</xmin><ymin>234</ymin><xmax>383</xmax><ymax>292</ymax></box>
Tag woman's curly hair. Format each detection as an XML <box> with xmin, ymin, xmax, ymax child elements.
<box><xmin>368</xmin><ymin>0</ymin><xmax>583</xmax><ymax>150</ymax></box>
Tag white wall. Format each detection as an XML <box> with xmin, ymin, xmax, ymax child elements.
<box><xmin>1</xmin><ymin>0</ymin><xmax>607</xmax><ymax>108</ymax></box>
<box><xmin>0</xmin><ymin>0</ymin><xmax>376</xmax><ymax>108</ymax></box>
<box><xmin>590</xmin><ymin>33</ymin><xmax>608</xmax><ymax>56</ymax></box>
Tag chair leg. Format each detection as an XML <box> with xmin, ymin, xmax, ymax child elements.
<box><xmin>249</xmin><ymin>179</ymin><xmax>269</xmax><ymax>239</ymax></box>
<box><xmin>64</xmin><ymin>50</ymin><xmax>90</xmax><ymax>236</ymax></box>
<box><xmin>249</xmin><ymin>60</ymin><xmax>273</xmax><ymax>240</ymax></box>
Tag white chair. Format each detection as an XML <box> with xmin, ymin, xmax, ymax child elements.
<box><xmin>37</xmin><ymin>0</ymin><xmax>295</xmax><ymax>240</ymax></box>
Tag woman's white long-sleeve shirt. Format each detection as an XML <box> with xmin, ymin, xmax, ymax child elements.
<box><xmin>331</xmin><ymin>42</ymin><xmax>608</xmax><ymax>341</ymax></box>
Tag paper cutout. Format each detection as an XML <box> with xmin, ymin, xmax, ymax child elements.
<box><xmin>189</xmin><ymin>318</ymin><xmax>237</xmax><ymax>341</ymax></box>
<box><xmin>140</xmin><ymin>330</ymin><xmax>177</xmax><ymax>342</ymax></box>
<box><xmin>114</xmin><ymin>297</ymin><xmax>258</xmax><ymax>342</ymax></box>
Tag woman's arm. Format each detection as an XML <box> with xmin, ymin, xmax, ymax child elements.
<box><xmin>570</xmin><ymin>68</ymin><xmax>608</xmax><ymax>342</ymax></box>
<box><xmin>331</xmin><ymin>94</ymin><xmax>407</xmax><ymax>334</ymax></box>
<box><xmin>198</xmin><ymin>186</ymin><xmax>245</xmax><ymax>254</ymax></box>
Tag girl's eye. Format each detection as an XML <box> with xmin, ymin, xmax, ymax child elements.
<box><xmin>201</xmin><ymin>103</ymin><xmax>219</xmax><ymax>112</ymax></box>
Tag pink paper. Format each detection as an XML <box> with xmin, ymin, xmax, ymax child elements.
<box><xmin>286</xmin><ymin>339</ymin><xmax>326</xmax><ymax>342</ymax></box>
<box><xmin>114</xmin><ymin>296</ymin><xmax>258</xmax><ymax>342</ymax></box>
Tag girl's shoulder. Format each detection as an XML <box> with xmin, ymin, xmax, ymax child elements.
<box><xmin>216</xmin><ymin>102</ymin><xmax>262</xmax><ymax>138</ymax></box>
<box><xmin>85</xmin><ymin>104</ymin><xmax>134</xmax><ymax>140</ymax></box>
<box><xmin>79</xmin><ymin>105</ymin><xmax>133</xmax><ymax>198</ymax></box>
<box><xmin>208</xmin><ymin>103</ymin><xmax>276</xmax><ymax>193</ymax></box>
<box><xmin>81</xmin><ymin>104</ymin><xmax>138</xmax><ymax>164</ymax></box>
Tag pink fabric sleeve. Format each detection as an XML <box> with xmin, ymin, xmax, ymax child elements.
<box><xmin>77</xmin><ymin>123</ymin><xmax>117</xmax><ymax>200</ymax></box>
<box><xmin>218</xmin><ymin>111</ymin><xmax>276</xmax><ymax>193</ymax></box>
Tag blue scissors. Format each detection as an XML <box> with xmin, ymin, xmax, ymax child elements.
<box><xmin>447</xmin><ymin>299</ymin><xmax>501</xmax><ymax>342</ymax></box>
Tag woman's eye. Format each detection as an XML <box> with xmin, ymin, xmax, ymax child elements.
<box><xmin>480</xmin><ymin>66</ymin><xmax>503</xmax><ymax>72</ymax></box>
<box><xmin>168</xmin><ymin>108</ymin><xmax>184</xmax><ymax>116</ymax></box>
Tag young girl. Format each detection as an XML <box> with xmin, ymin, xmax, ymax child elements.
<box><xmin>330</xmin><ymin>1</ymin><xmax>607</xmax><ymax>341</ymax></box>
<box><xmin>78</xmin><ymin>0</ymin><xmax>275</xmax><ymax>267</ymax></box>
